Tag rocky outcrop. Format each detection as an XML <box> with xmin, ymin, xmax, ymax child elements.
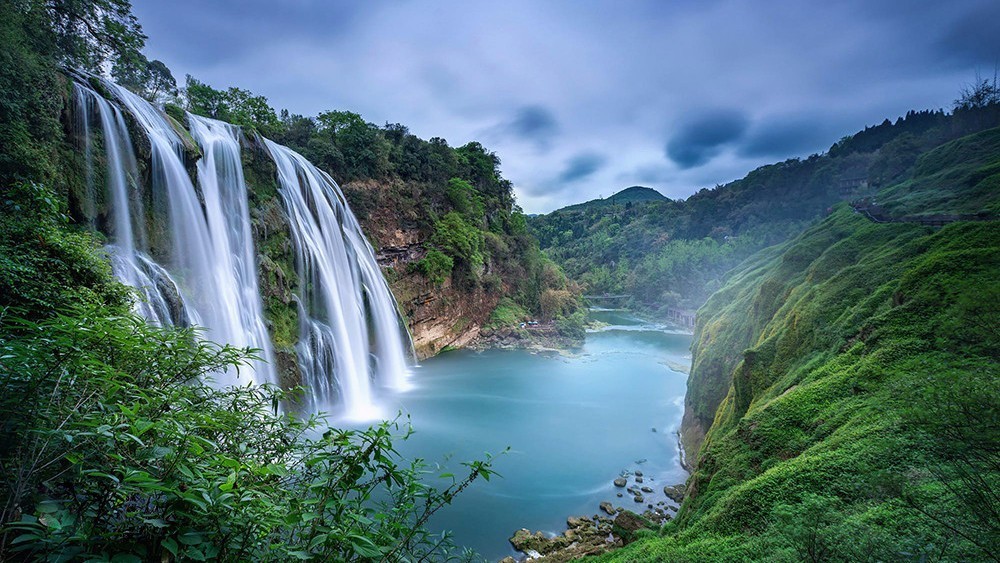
<box><xmin>393</xmin><ymin>275</ymin><xmax>498</xmax><ymax>359</ymax></box>
<box><xmin>341</xmin><ymin>180</ymin><xmax>502</xmax><ymax>359</ymax></box>
<box><xmin>506</xmin><ymin>510</ymin><xmax>660</xmax><ymax>562</ymax></box>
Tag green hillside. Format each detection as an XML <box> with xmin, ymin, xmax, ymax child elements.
<box><xmin>530</xmin><ymin>106</ymin><xmax>1000</xmax><ymax>312</ymax></box>
<box><xmin>593</xmin><ymin>129</ymin><xmax>1000</xmax><ymax>561</ymax></box>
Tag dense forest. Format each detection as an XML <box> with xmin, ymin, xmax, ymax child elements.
<box><xmin>530</xmin><ymin>99</ymin><xmax>1000</xmax><ymax>312</ymax></box>
<box><xmin>0</xmin><ymin>0</ymin><xmax>569</xmax><ymax>559</ymax></box>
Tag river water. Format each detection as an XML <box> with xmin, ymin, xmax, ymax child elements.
<box><xmin>353</xmin><ymin>310</ymin><xmax>692</xmax><ymax>560</ymax></box>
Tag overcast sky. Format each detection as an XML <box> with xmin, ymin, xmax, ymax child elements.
<box><xmin>134</xmin><ymin>0</ymin><xmax>1000</xmax><ymax>214</ymax></box>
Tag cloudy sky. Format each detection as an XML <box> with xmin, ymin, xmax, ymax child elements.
<box><xmin>134</xmin><ymin>0</ymin><xmax>1000</xmax><ymax>213</ymax></box>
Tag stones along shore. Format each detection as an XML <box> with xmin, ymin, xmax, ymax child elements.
<box><xmin>503</xmin><ymin>469</ymin><xmax>688</xmax><ymax>562</ymax></box>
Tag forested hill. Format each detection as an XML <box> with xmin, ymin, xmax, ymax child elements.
<box><xmin>529</xmin><ymin>100</ymin><xmax>1000</xmax><ymax>311</ymax></box>
<box><xmin>596</xmin><ymin>121</ymin><xmax>1000</xmax><ymax>561</ymax></box>
<box><xmin>557</xmin><ymin>185</ymin><xmax>667</xmax><ymax>212</ymax></box>
<box><xmin>1</xmin><ymin>4</ymin><xmax>584</xmax><ymax>361</ymax></box>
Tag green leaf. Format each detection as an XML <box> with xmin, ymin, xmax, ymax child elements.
<box><xmin>178</xmin><ymin>532</ymin><xmax>203</xmax><ymax>546</ymax></box>
<box><xmin>161</xmin><ymin>538</ymin><xmax>179</xmax><ymax>556</ymax></box>
<box><xmin>36</xmin><ymin>500</ymin><xmax>60</xmax><ymax>514</ymax></box>
<box><xmin>219</xmin><ymin>471</ymin><xmax>237</xmax><ymax>492</ymax></box>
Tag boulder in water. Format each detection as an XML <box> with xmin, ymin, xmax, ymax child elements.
<box><xmin>663</xmin><ymin>484</ymin><xmax>687</xmax><ymax>503</ymax></box>
<box><xmin>600</xmin><ymin>501</ymin><xmax>616</xmax><ymax>515</ymax></box>
<box><xmin>613</xmin><ymin>477</ymin><xmax>627</xmax><ymax>487</ymax></box>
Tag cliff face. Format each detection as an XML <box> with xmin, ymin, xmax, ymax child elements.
<box><xmin>602</xmin><ymin>206</ymin><xmax>1000</xmax><ymax>561</ymax></box>
<box><xmin>341</xmin><ymin>179</ymin><xmax>501</xmax><ymax>359</ymax></box>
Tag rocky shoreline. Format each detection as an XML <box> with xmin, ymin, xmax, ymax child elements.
<box><xmin>502</xmin><ymin>470</ymin><xmax>688</xmax><ymax>562</ymax></box>
<box><xmin>471</xmin><ymin>324</ymin><xmax>584</xmax><ymax>355</ymax></box>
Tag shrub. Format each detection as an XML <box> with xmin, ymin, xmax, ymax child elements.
<box><xmin>0</xmin><ymin>308</ymin><xmax>495</xmax><ymax>561</ymax></box>
<box><xmin>413</xmin><ymin>248</ymin><xmax>453</xmax><ymax>285</ymax></box>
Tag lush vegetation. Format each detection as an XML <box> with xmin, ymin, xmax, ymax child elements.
<box><xmin>181</xmin><ymin>73</ymin><xmax>582</xmax><ymax>334</ymax></box>
<box><xmin>0</xmin><ymin>2</ymin><xmax>506</xmax><ymax>560</ymax></box>
<box><xmin>595</xmin><ymin>124</ymin><xmax>1000</xmax><ymax>560</ymax></box>
<box><xmin>530</xmin><ymin>89</ymin><xmax>1000</xmax><ymax>313</ymax></box>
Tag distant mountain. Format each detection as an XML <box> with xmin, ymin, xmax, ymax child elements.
<box><xmin>529</xmin><ymin>101</ymin><xmax>1000</xmax><ymax>309</ymax></box>
<box><xmin>558</xmin><ymin>186</ymin><xmax>666</xmax><ymax>212</ymax></box>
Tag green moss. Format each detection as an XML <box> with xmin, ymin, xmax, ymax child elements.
<box><xmin>599</xmin><ymin>206</ymin><xmax>1000</xmax><ymax>561</ymax></box>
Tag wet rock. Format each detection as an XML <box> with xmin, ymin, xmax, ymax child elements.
<box><xmin>509</xmin><ymin>529</ymin><xmax>548</xmax><ymax>553</ymax></box>
<box><xmin>651</xmin><ymin>427</ymin><xmax>657</xmax><ymax>432</ymax></box>
<box><xmin>634</xmin><ymin>470</ymin><xmax>643</xmax><ymax>477</ymax></box>
<box><xmin>617</xmin><ymin>492</ymin><xmax>623</xmax><ymax>497</ymax></box>
<box><xmin>633</xmin><ymin>494</ymin><xmax>644</xmax><ymax>503</ymax></box>
<box><xmin>499</xmin><ymin>558</ymin><xmax>517</xmax><ymax>563</ymax></box>
<box><xmin>613</xmin><ymin>477</ymin><xmax>627</xmax><ymax>487</ymax></box>
<box><xmin>641</xmin><ymin>486</ymin><xmax>653</xmax><ymax>493</ymax></box>
<box><xmin>567</xmin><ymin>515</ymin><xmax>589</xmax><ymax>528</ymax></box>
<box><xmin>663</xmin><ymin>484</ymin><xmax>687</xmax><ymax>503</ymax></box>
<box><xmin>600</xmin><ymin>501</ymin><xmax>616</xmax><ymax>516</ymax></box>
<box><xmin>612</xmin><ymin>510</ymin><xmax>648</xmax><ymax>545</ymax></box>
<box><xmin>635</xmin><ymin>476</ymin><xmax>644</xmax><ymax>483</ymax></box>
<box><xmin>642</xmin><ymin>509</ymin><xmax>669</xmax><ymax>525</ymax></box>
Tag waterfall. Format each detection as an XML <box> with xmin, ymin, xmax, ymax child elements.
<box><xmin>94</xmin><ymin>80</ymin><xmax>277</xmax><ymax>387</ymax></box>
<box><xmin>186</xmin><ymin>114</ymin><xmax>277</xmax><ymax>387</ymax></box>
<box><xmin>73</xmin><ymin>82</ymin><xmax>192</xmax><ymax>328</ymax></box>
<box><xmin>72</xmin><ymin>74</ymin><xmax>413</xmax><ymax>416</ymax></box>
<box><xmin>263</xmin><ymin>139</ymin><xmax>412</xmax><ymax>420</ymax></box>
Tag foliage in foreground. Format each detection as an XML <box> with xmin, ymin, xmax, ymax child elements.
<box><xmin>0</xmin><ymin>309</ymin><xmax>494</xmax><ymax>561</ymax></box>
<box><xmin>0</xmin><ymin>106</ymin><xmax>494</xmax><ymax>558</ymax></box>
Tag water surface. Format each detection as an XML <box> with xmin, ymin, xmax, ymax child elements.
<box><xmin>355</xmin><ymin>311</ymin><xmax>692</xmax><ymax>560</ymax></box>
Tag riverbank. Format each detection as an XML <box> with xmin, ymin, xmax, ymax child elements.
<box><xmin>470</xmin><ymin>322</ymin><xmax>585</xmax><ymax>355</ymax></box>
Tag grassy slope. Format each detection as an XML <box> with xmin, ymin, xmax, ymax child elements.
<box><xmin>593</xmin><ymin>131</ymin><xmax>1000</xmax><ymax>561</ymax></box>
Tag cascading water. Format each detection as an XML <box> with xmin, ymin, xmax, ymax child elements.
<box><xmin>263</xmin><ymin>139</ymin><xmax>413</xmax><ymax>420</ymax></box>
<box><xmin>96</xmin><ymin>80</ymin><xmax>277</xmax><ymax>387</ymax></box>
<box><xmin>73</xmin><ymin>82</ymin><xmax>191</xmax><ymax>328</ymax></box>
<box><xmin>72</xmin><ymin>73</ymin><xmax>413</xmax><ymax>416</ymax></box>
<box><xmin>186</xmin><ymin>114</ymin><xmax>277</xmax><ymax>386</ymax></box>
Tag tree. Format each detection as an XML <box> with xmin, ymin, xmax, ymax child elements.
<box><xmin>112</xmin><ymin>52</ymin><xmax>176</xmax><ymax>101</ymax></box>
<box><xmin>954</xmin><ymin>71</ymin><xmax>1000</xmax><ymax>111</ymax></box>
<box><xmin>43</xmin><ymin>0</ymin><xmax>146</xmax><ymax>69</ymax></box>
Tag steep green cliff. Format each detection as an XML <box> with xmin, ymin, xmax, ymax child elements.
<box><xmin>597</xmin><ymin>129</ymin><xmax>1000</xmax><ymax>561</ymax></box>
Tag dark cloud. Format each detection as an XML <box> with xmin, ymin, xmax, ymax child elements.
<box><xmin>558</xmin><ymin>153</ymin><xmax>607</xmax><ymax>183</ymax></box>
<box><xmin>131</xmin><ymin>0</ymin><xmax>999</xmax><ymax>213</ymax></box>
<box><xmin>507</xmin><ymin>106</ymin><xmax>558</xmax><ymax>143</ymax></box>
<box><xmin>488</xmin><ymin>105</ymin><xmax>559</xmax><ymax>148</ymax></box>
<box><xmin>666</xmin><ymin>110</ymin><xmax>749</xmax><ymax>169</ymax></box>
<box><xmin>737</xmin><ymin>115</ymin><xmax>839</xmax><ymax>159</ymax></box>
<box><xmin>938</xmin><ymin>2</ymin><xmax>1000</xmax><ymax>66</ymax></box>
<box><xmin>134</xmin><ymin>1</ymin><xmax>365</xmax><ymax>66</ymax></box>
